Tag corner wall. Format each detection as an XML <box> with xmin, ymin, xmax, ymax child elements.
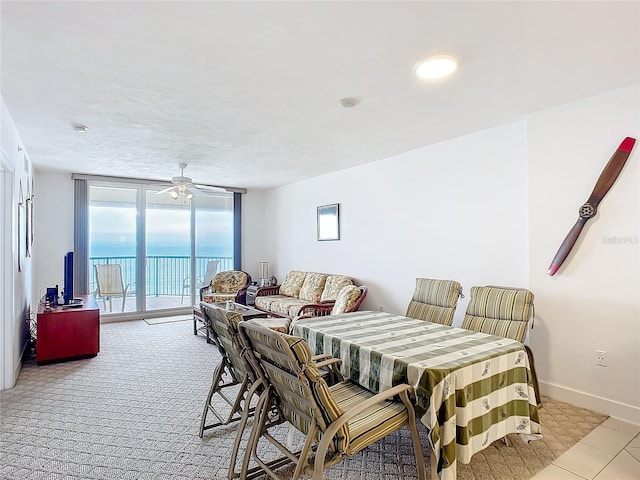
<box><xmin>264</xmin><ymin>120</ymin><xmax>529</xmax><ymax>325</ymax></box>
<box><xmin>528</xmin><ymin>84</ymin><xmax>640</xmax><ymax>422</ymax></box>
<box><xmin>31</xmin><ymin>170</ymin><xmax>74</xmax><ymax>301</ymax></box>
<box><xmin>0</xmin><ymin>98</ymin><xmax>33</xmax><ymax>389</ymax></box>
<box><xmin>263</xmin><ymin>85</ymin><xmax>640</xmax><ymax>423</ymax></box>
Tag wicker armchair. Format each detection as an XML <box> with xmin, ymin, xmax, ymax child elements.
<box><xmin>199</xmin><ymin>270</ymin><xmax>251</xmax><ymax>305</ymax></box>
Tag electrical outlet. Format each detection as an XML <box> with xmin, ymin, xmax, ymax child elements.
<box><xmin>378</xmin><ymin>305</ymin><xmax>384</xmax><ymax>312</ymax></box>
<box><xmin>595</xmin><ymin>350</ymin><xmax>607</xmax><ymax>367</ymax></box>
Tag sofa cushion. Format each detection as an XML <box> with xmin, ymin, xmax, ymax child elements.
<box><xmin>203</xmin><ymin>293</ymin><xmax>238</xmax><ymax>303</ymax></box>
<box><xmin>268</xmin><ymin>298</ymin><xmax>309</xmax><ymax>317</ymax></box>
<box><xmin>280</xmin><ymin>271</ymin><xmax>307</xmax><ymax>298</ymax></box>
<box><xmin>299</xmin><ymin>273</ymin><xmax>328</xmax><ymax>302</ymax></box>
<box><xmin>321</xmin><ymin>275</ymin><xmax>353</xmax><ymax>302</ymax></box>
<box><xmin>254</xmin><ymin>294</ymin><xmax>288</xmax><ymax>311</ymax></box>
<box><xmin>288</xmin><ymin>303</ymin><xmax>311</xmax><ymax>318</ymax></box>
<box><xmin>331</xmin><ymin>286</ymin><xmax>362</xmax><ymax>315</ymax></box>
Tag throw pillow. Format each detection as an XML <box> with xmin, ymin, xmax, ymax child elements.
<box><xmin>299</xmin><ymin>273</ymin><xmax>328</xmax><ymax>302</ymax></box>
<box><xmin>279</xmin><ymin>270</ymin><xmax>307</xmax><ymax>298</ymax></box>
<box><xmin>330</xmin><ymin>285</ymin><xmax>362</xmax><ymax>315</ymax></box>
<box><xmin>320</xmin><ymin>275</ymin><xmax>353</xmax><ymax>302</ymax></box>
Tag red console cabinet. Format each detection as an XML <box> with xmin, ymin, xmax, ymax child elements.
<box><xmin>36</xmin><ymin>295</ymin><xmax>100</xmax><ymax>364</ymax></box>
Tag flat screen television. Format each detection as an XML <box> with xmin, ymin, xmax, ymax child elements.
<box><xmin>63</xmin><ymin>251</ymin><xmax>74</xmax><ymax>305</ymax></box>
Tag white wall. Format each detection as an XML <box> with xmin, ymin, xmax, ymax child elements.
<box><xmin>32</xmin><ymin>170</ymin><xmax>74</xmax><ymax>302</ymax></box>
<box><xmin>528</xmin><ymin>84</ymin><xmax>640</xmax><ymax>422</ymax></box>
<box><xmin>264</xmin><ymin>120</ymin><xmax>529</xmax><ymax>325</ymax></box>
<box><xmin>263</xmin><ymin>86</ymin><xmax>640</xmax><ymax>423</ymax></box>
<box><xmin>242</xmin><ymin>189</ymin><xmax>268</xmax><ymax>281</ymax></box>
<box><xmin>0</xmin><ymin>98</ymin><xmax>33</xmax><ymax>389</ymax></box>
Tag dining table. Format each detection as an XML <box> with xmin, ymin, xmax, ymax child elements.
<box><xmin>292</xmin><ymin>311</ymin><xmax>541</xmax><ymax>480</ymax></box>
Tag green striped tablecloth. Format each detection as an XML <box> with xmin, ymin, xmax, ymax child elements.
<box><xmin>292</xmin><ymin>311</ymin><xmax>541</xmax><ymax>480</ymax></box>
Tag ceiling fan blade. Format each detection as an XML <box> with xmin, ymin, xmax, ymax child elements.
<box><xmin>193</xmin><ymin>184</ymin><xmax>225</xmax><ymax>193</ymax></box>
<box><xmin>155</xmin><ymin>185</ymin><xmax>177</xmax><ymax>195</ymax></box>
<box><xmin>548</xmin><ymin>137</ymin><xmax>635</xmax><ymax>276</ymax></box>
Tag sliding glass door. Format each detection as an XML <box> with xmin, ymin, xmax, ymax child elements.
<box><xmin>87</xmin><ymin>181</ymin><xmax>237</xmax><ymax>317</ymax></box>
<box><xmin>89</xmin><ymin>185</ymin><xmax>138</xmax><ymax>314</ymax></box>
<box><xmin>144</xmin><ymin>188</ymin><xmax>192</xmax><ymax>312</ymax></box>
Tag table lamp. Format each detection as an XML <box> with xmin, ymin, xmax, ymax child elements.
<box><xmin>259</xmin><ymin>261</ymin><xmax>269</xmax><ymax>287</ymax></box>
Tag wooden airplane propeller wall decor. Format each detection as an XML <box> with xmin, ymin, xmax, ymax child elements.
<box><xmin>548</xmin><ymin>137</ymin><xmax>636</xmax><ymax>276</ymax></box>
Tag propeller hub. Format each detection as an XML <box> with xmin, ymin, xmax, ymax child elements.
<box><xmin>578</xmin><ymin>203</ymin><xmax>595</xmax><ymax>219</ymax></box>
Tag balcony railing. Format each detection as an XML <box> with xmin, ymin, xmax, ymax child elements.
<box><xmin>89</xmin><ymin>255</ymin><xmax>233</xmax><ymax>297</ymax></box>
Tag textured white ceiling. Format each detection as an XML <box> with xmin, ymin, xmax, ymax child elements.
<box><xmin>1</xmin><ymin>1</ymin><xmax>638</xmax><ymax>190</ymax></box>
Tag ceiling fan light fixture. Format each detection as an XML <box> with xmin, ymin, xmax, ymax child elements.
<box><xmin>168</xmin><ymin>190</ymin><xmax>179</xmax><ymax>199</ymax></box>
<box><xmin>414</xmin><ymin>55</ymin><xmax>458</xmax><ymax>80</ymax></box>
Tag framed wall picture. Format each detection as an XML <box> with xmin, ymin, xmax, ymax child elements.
<box><xmin>26</xmin><ymin>181</ymin><xmax>32</xmax><ymax>257</ymax></box>
<box><xmin>317</xmin><ymin>203</ymin><xmax>340</xmax><ymax>241</ymax></box>
<box><xmin>17</xmin><ymin>181</ymin><xmax>25</xmax><ymax>271</ymax></box>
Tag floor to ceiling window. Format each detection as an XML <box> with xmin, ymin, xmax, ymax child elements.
<box><xmin>84</xmin><ymin>179</ymin><xmax>238</xmax><ymax>317</ymax></box>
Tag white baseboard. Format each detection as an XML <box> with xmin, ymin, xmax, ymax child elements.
<box><xmin>541</xmin><ymin>381</ymin><xmax>640</xmax><ymax>426</ymax></box>
<box><xmin>11</xmin><ymin>339</ymin><xmax>28</xmax><ymax>388</ymax></box>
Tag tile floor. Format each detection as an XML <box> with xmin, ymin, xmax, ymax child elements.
<box><xmin>532</xmin><ymin>417</ymin><xmax>640</xmax><ymax>479</ymax></box>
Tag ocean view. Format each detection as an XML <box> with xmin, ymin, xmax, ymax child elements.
<box><xmin>89</xmin><ymin>204</ymin><xmax>233</xmax><ymax>259</ymax></box>
<box><xmin>90</xmin><ymin>242</ymin><xmax>231</xmax><ymax>259</ymax></box>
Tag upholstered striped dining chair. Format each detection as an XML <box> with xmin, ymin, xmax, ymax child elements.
<box><xmin>405</xmin><ymin>277</ymin><xmax>463</xmax><ymax>326</ymax></box>
<box><xmin>199</xmin><ymin>303</ymin><xmax>344</xmax><ymax>480</ymax></box>
<box><xmin>199</xmin><ymin>304</ymin><xmax>257</xmax><ymax>438</ymax></box>
<box><xmin>238</xmin><ymin>321</ymin><xmax>427</xmax><ymax>480</ymax></box>
<box><xmin>461</xmin><ymin>285</ymin><xmax>541</xmax><ymax>405</ymax></box>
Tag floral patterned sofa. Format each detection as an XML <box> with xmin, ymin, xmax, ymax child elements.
<box><xmin>199</xmin><ymin>270</ymin><xmax>252</xmax><ymax>305</ymax></box>
<box><xmin>253</xmin><ymin>270</ymin><xmax>367</xmax><ymax>319</ymax></box>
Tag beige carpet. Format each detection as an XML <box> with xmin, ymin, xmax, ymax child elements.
<box><xmin>0</xmin><ymin>319</ymin><xmax>607</xmax><ymax>480</ymax></box>
<box><xmin>144</xmin><ymin>314</ymin><xmax>192</xmax><ymax>325</ymax></box>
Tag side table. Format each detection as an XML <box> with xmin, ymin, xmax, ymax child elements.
<box><xmin>246</xmin><ymin>285</ymin><xmax>260</xmax><ymax>306</ymax></box>
<box><xmin>246</xmin><ymin>284</ymin><xmax>281</xmax><ymax>306</ymax></box>
<box><xmin>193</xmin><ymin>304</ymin><xmax>211</xmax><ymax>343</ymax></box>
<box><xmin>36</xmin><ymin>295</ymin><xmax>100</xmax><ymax>364</ymax></box>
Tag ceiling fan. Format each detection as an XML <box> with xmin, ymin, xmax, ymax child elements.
<box><xmin>155</xmin><ymin>162</ymin><xmax>221</xmax><ymax>199</ymax></box>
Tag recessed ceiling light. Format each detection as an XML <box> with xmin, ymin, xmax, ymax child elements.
<box><xmin>338</xmin><ymin>97</ymin><xmax>360</xmax><ymax>108</ymax></box>
<box><xmin>71</xmin><ymin>123</ymin><xmax>88</xmax><ymax>132</ymax></box>
<box><xmin>414</xmin><ymin>55</ymin><xmax>458</xmax><ymax>80</ymax></box>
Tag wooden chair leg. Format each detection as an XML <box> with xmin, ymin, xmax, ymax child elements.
<box><xmin>525</xmin><ymin>345</ymin><xmax>542</xmax><ymax>407</ymax></box>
